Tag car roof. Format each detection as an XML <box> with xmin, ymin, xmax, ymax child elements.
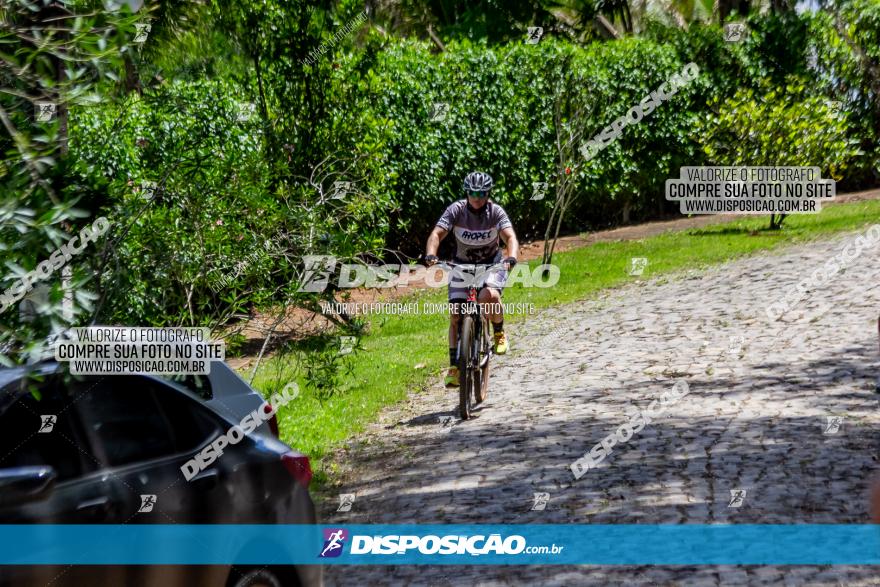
<box><xmin>0</xmin><ymin>360</ymin><xmax>229</xmax><ymax>418</ymax></box>
<box><xmin>0</xmin><ymin>361</ymin><xmax>62</xmax><ymax>415</ymax></box>
<box><xmin>205</xmin><ymin>361</ymin><xmax>259</xmax><ymax>399</ymax></box>
<box><xmin>0</xmin><ymin>360</ymin><xmax>301</xmax><ymax>456</ymax></box>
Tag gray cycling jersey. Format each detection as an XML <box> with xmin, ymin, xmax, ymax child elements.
<box><xmin>435</xmin><ymin>200</ymin><xmax>513</xmax><ymax>264</ymax></box>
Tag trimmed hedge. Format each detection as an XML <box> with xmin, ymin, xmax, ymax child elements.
<box><xmin>332</xmin><ymin>37</ymin><xmax>704</xmax><ymax>251</ymax></box>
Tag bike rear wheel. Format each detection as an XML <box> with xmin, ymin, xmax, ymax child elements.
<box><xmin>458</xmin><ymin>316</ymin><xmax>477</xmax><ymax>419</ymax></box>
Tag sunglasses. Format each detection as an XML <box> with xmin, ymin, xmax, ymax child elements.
<box><xmin>466</xmin><ymin>190</ymin><xmax>490</xmax><ymax>199</ymax></box>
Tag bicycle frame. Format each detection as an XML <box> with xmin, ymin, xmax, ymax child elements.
<box><xmin>460</xmin><ymin>284</ymin><xmax>492</xmax><ymax>367</ymax></box>
<box><xmin>442</xmin><ymin>260</ymin><xmax>495</xmax><ymax>419</ymax></box>
<box><xmin>442</xmin><ymin>261</ymin><xmax>497</xmax><ymax>367</ymax></box>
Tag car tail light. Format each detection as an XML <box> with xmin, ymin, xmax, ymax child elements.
<box><xmin>263</xmin><ymin>403</ymin><xmax>280</xmax><ymax>437</ymax></box>
<box><xmin>282</xmin><ymin>453</ymin><xmax>312</xmax><ymax>489</ymax></box>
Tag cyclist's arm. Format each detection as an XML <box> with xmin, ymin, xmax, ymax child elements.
<box><xmin>500</xmin><ymin>226</ymin><xmax>519</xmax><ymax>260</ymax></box>
<box><xmin>426</xmin><ymin>226</ymin><xmax>448</xmax><ymax>258</ymax></box>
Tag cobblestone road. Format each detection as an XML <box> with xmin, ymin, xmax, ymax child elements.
<box><xmin>321</xmin><ymin>228</ymin><xmax>880</xmax><ymax>586</ymax></box>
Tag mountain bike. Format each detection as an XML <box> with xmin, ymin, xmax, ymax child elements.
<box><xmin>445</xmin><ymin>261</ymin><xmax>494</xmax><ymax>420</ymax></box>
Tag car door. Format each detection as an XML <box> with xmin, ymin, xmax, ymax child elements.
<box><xmin>68</xmin><ymin>375</ymin><xmax>247</xmax><ymax>587</ymax></box>
<box><xmin>0</xmin><ymin>373</ymin><xmax>128</xmax><ymax>587</ymax></box>
<box><xmin>72</xmin><ymin>375</ymin><xmax>236</xmax><ymax>524</ymax></box>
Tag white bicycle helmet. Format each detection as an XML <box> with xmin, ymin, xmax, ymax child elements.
<box><xmin>463</xmin><ymin>171</ymin><xmax>494</xmax><ymax>193</ymax></box>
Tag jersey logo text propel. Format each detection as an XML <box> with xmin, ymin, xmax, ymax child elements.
<box><xmin>459</xmin><ymin>230</ymin><xmax>492</xmax><ymax>240</ymax></box>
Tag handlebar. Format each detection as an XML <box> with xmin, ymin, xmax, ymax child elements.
<box><xmin>436</xmin><ymin>260</ymin><xmax>505</xmax><ymax>271</ymax></box>
<box><xmin>422</xmin><ymin>258</ymin><xmax>510</xmax><ymax>272</ymax></box>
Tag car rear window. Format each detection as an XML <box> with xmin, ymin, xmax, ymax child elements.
<box><xmin>76</xmin><ymin>376</ymin><xmax>220</xmax><ymax>468</ymax></box>
<box><xmin>159</xmin><ymin>374</ymin><xmax>213</xmax><ymax>400</ymax></box>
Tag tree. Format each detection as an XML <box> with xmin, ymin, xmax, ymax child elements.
<box><xmin>698</xmin><ymin>83</ymin><xmax>860</xmax><ymax>229</ymax></box>
<box><xmin>541</xmin><ymin>52</ymin><xmax>592</xmax><ymax>267</ymax></box>
<box><xmin>0</xmin><ymin>0</ymin><xmax>140</xmax><ymax>364</ymax></box>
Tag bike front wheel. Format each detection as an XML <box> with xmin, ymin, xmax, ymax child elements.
<box><xmin>474</xmin><ymin>317</ymin><xmax>491</xmax><ymax>404</ymax></box>
<box><xmin>458</xmin><ymin>316</ymin><xmax>477</xmax><ymax>419</ymax></box>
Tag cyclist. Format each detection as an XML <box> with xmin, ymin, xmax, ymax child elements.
<box><xmin>424</xmin><ymin>171</ymin><xmax>519</xmax><ymax>388</ymax></box>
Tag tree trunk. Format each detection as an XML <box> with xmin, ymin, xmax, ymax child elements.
<box><xmin>541</xmin><ymin>193</ymin><xmax>562</xmax><ymax>266</ymax></box>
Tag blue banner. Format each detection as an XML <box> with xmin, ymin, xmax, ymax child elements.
<box><xmin>1</xmin><ymin>525</ymin><xmax>880</xmax><ymax>565</ymax></box>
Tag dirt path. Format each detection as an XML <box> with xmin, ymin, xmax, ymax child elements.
<box><xmin>319</xmin><ymin>224</ymin><xmax>880</xmax><ymax>586</ymax></box>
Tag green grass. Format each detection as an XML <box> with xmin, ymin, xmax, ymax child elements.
<box><xmin>245</xmin><ymin>201</ymin><xmax>880</xmax><ymax>489</ymax></box>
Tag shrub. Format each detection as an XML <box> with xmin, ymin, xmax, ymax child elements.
<box><xmin>697</xmin><ymin>82</ymin><xmax>860</xmax><ymax>229</ymax></box>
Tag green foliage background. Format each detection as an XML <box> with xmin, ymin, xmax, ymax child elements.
<box><xmin>1</xmin><ymin>0</ymin><xmax>878</xmax><ymax>365</ymax></box>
